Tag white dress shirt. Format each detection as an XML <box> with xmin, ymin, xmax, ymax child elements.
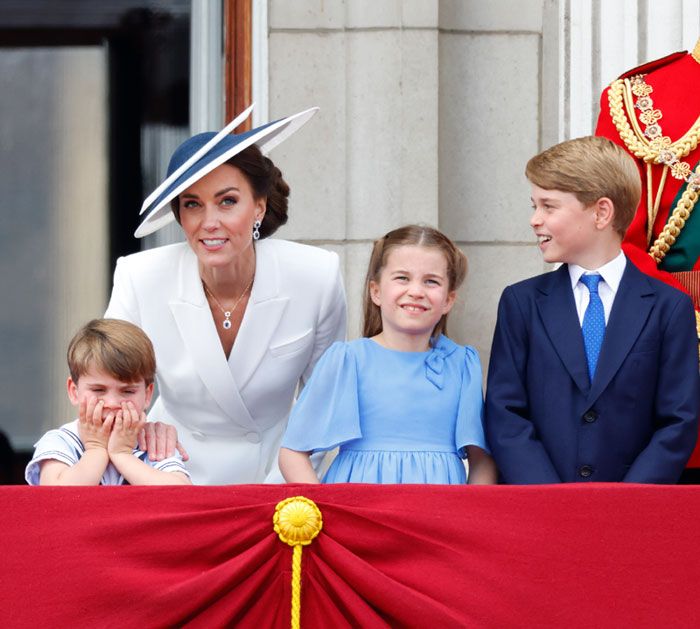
<box><xmin>568</xmin><ymin>250</ymin><xmax>626</xmax><ymax>326</ymax></box>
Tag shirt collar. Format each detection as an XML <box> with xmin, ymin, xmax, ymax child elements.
<box><xmin>568</xmin><ymin>250</ymin><xmax>626</xmax><ymax>291</ymax></box>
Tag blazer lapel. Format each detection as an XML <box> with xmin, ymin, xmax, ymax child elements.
<box><xmin>168</xmin><ymin>246</ymin><xmax>258</xmax><ymax>430</ymax></box>
<box><xmin>535</xmin><ymin>265</ymin><xmax>590</xmax><ymax>394</ymax></box>
<box><xmin>229</xmin><ymin>239</ymin><xmax>289</xmax><ymax>391</ymax></box>
<box><xmin>587</xmin><ymin>261</ymin><xmax>655</xmax><ymax>403</ymax></box>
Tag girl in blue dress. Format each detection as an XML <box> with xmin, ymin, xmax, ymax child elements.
<box><xmin>279</xmin><ymin>225</ymin><xmax>497</xmax><ymax>484</ymax></box>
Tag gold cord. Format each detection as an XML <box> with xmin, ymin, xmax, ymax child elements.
<box><xmin>652</xmin><ymin>164</ymin><xmax>669</xmax><ymax>228</ymax></box>
<box><xmin>608</xmin><ymin>78</ymin><xmax>700</xmax><ymax>162</ymax></box>
<box><xmin>291</xmin><ymin>545</ymin><xmax>303</xmax><ymax>628</ymax></box>
<box><xmin>646</xmin><ymin>164</ymin><xmax>654</xmax><ymax>242</ymax></box>
<box><xmin>273</xmin><ymin>497</ymin><xmax>323</xmax><ymax>629</ymax></box>
<box><xmin>621</xmin><ymin>78</ymin><xmax>651</xmax><ymax>148</ymax></box>
<box><xmin>607</xmin><ymin>77</ymin><xmax>700</xmax><ymax>262</ymax></box>
<box><xmin>648</xmin><ymin>165</ymin><xmax>700</xmax><ymax>263</ymax></box>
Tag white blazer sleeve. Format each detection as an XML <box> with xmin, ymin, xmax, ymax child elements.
<box><xmin>300</xmin><ymin>251</ymin><xmax>347</xmax><ymax>388</ymax></box>
<box><xmin>104</xmin><ymin>257</ymin><xmax>141</xmax><ymax>325</ymax></box>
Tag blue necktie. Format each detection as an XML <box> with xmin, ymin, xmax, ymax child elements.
<box><xmin>580</xmin><ymin>274</ymin><xmax>605</xmax><ymax>381</ymax></box>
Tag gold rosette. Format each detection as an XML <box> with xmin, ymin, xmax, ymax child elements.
<box><xmin>273</xmin><ymin>497</ymin><xmax>323</xmax><ymax>629</ymax></box>
<box><xmin>274</xmin><ymin>496</ymin><xmax>323</xmax><ymax>546</ymax></box>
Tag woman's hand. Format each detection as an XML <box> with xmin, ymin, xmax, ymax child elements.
<box><xmin>137</xmin><ymin>421</ymin><xmax>189</xmax><ymax>462</ymax></box>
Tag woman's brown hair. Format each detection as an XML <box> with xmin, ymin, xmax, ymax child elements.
<box><xmin>362</xmin><ymin>225</ymin><xmax>467</xmax><ymax>341</ymax></box>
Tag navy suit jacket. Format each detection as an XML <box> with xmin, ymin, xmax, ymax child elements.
<box><xmin>485</xmin><ymin>260</ymin><xmax>700</xmax><ymax>484</ymax></box>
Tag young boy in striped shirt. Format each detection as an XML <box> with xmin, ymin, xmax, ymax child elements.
<box><xmin>26</xmin><ymin>318</ymin><xmax>190</xmax><ymax>485</ymax></box>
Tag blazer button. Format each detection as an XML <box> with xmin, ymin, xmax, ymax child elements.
<box><xmin>191</xmin><ymin>431</ymin><xmax>206</xmax><ymax>441</ymax></box>
<box><xmin>578</xmin><ymin>465</ymin><xmax>594</xmax><ymax>478</ymax></box>
<box><xmin>246</xmin><ymin>432</ymin><xmax>261</xmax><ymax>444</ymax></box>
<box><xmin>582</xmin><ymin>410</ymin><xmax>598</xmax><ymax>423</ymax></box>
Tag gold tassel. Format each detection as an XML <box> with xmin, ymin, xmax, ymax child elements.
<box><xmin>273</xmin><ymin>496</ymin><xmax>323</xmax><ymax>629</ymax></box>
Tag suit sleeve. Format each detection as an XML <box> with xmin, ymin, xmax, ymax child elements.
<box><xmin>624</xmin><ymin>294</ymin><xmax>700</xmax><ymax>483</ymax></box>
<box><xmin>485</xmin><ymin>286</ymin><xmax>561</xmax><ymax>484</ymax></box>
<box><xmin>300</xmin><ymin>251</ymin><xmax>347</xmax><ymax>388</ymax></box>
<box><xmin>104</xmin><ymin>257</ymin><xmax>141</xmax><ymax>325</ymax></box>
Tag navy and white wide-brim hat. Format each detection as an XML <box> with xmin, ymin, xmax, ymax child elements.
<box><xmin>134</xmin><ymin>104</ymin><xmax>319</xmax><ymax>238</ymax></box>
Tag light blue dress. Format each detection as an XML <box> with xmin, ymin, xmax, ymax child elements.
<box><xmin>281</xmin><ymin>335</ymin><xmax>488</xmax><ymax>484</ymax></box>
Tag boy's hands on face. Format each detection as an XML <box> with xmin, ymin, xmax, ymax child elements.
<box><xmin>77</xmin><ymin>396</ymin><xmax>114</xmax><ymax>451</ymax></box>
<box><xmin>107</xmin><ymin>401</ymin><xmax>146</xmax><ymax>456</ymax></box>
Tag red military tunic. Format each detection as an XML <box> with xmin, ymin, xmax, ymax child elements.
<box><xmin>596</xmin><ymin>40</ymin><xmax>700</xmax><ymax>466</ymax></box>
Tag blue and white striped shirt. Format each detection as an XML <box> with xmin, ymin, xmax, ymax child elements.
<box><xmin>25</xmin><ymin>419</ymin><xmax>190</xmax><ymax>485</ymax></box>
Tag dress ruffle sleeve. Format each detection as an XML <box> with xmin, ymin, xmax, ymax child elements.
<box><xmin>455</xmin><ymin>346</ymin><xmax>489</xmax><ymax>458</ymax></box>
<box><xmin>281</xmin><ymin>342</ymin><xmax>362</xmax><ymax>453</ymax></box>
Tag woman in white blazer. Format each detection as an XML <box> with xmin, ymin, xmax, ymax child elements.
<box><xmin>105</xmin><ymin>107</ymin><xmax>346</xmax><ymax>484</ymax></box>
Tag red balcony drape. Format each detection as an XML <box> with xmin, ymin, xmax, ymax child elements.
<box><xmin>2</xmin><ymin>484</ymin><xmax>700</xmax><ymax>627</ymax></box>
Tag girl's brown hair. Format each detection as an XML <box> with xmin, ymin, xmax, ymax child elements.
<box><xmin>362</xmin><ymin>225</ymin><xmax>467</xmax><ymax>340</ymax></box>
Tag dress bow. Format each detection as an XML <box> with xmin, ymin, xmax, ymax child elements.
<box><xmin>425</xmin><ymin>335</ymin><xmax>458</xmax><ymax>389</ymax></box>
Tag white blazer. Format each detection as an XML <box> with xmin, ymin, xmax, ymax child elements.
<box><xmin>105</xmin><ymin>238</ymin><xmax>346</xmax><ymax>484</ymax></box>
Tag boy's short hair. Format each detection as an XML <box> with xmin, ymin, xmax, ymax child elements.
<box><xmin>67</xmin><ymin>319</ymin><xmax>156</xmax><ymax>385</ymax></box>
<box><xmin>525</xmin><ymin>136</ymin><xmax>641</xmax><ymax>236</ymax></box>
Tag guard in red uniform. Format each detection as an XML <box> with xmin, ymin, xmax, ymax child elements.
<box><xmin>595</xmin><ymin>37</ymin><xmax>700</xmax><ymax>473</ymax></box>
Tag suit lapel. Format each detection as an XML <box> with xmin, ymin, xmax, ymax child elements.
<box><xmin>229</xmin><ymin>239</ymin><xmax>289</xmax><ymax>391</ymax></box>
<box><xmin>587</xmin><ymin>261</ymin><xmax>655</xmax><ymax>403</ymax></box>
<box><xmin>536</xmin><ymin>265</ymin><xmax>590</xmax><ymax>394</ymax></box>
<box><xmin>168</xmin><ymin>246</ymin><xmax>258</xmax><ymax>430</ymax></box>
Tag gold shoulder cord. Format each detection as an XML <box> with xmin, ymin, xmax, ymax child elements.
<box><xmin>607</xmin><ymin>77</ymin><xmax>700</xmax><ymax>262</ymax></box>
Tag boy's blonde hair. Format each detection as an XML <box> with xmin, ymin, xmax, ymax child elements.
<box><xmin>362</xmin><ymin>224</ymin><xmax>467</xmax><ymax>340</ymax></box>
<box><xmin>67</xmin><ymin>319</ymin><xmax>156</xmax><ymax>385</ymax></box>
<box><xmin>525</xmin><ymin>136</ymin><xmax>641</xmax><ymax>236</ymax></box>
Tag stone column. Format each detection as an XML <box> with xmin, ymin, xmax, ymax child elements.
<box><xmin>268</xmin><ymin>0</ymin><xmax>439</xmax><ymax>338</ymax></box>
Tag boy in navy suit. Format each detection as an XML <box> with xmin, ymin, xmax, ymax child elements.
<box><xmin>485</xmin><ymin>136</ymin><xmax>700</xmax><ymax>483</ymax></box>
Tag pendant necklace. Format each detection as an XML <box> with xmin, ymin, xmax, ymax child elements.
<box><xmin>203</xmin><ymin>275</ymin><xmax>254</xmax><ymax>330</ymax></box>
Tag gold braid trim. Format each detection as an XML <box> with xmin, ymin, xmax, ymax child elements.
<box><xmin>648</xmin><ymin>163</ymin><xmax>700</xmax><ymax>263</ymax></box>
<box><xmin>608</xmin><ymin>79</ymin><xmax>700</xmax><ymax>163</ymax></box>
<box><xmin>608</xmin><ymin>78</ymin><xmax>700</xmax><ymax>264</ymax></box>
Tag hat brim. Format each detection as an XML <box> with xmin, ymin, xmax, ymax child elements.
<box><xmin>134</xmin><ymin>106</ymin><xmax>319</xmax><ymax>238</ymax></box>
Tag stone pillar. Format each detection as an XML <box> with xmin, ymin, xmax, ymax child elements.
<box><xmin>264</xmin><ymin>0</ymin><xmax>693</xmax><ymax>364</ymax></box>
<box><xmin>563</xmin><ymin>0</ymin><xmax>697</xmax><ymax>139</ymax></box>
<box><xmin>268</xmin><ymin>0</ymin><xmax>439</xmax><ymax>338</ymax></box>
<box><xmin>438</xmin><ymin>0</ymin><xmax>548</xmax><ymax>362</ymax></box>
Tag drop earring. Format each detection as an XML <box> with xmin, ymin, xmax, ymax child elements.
<box><xmin>253</xmin><ymin>219</ymin><xmax>261</xmax><ymax>241</ymax></box>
